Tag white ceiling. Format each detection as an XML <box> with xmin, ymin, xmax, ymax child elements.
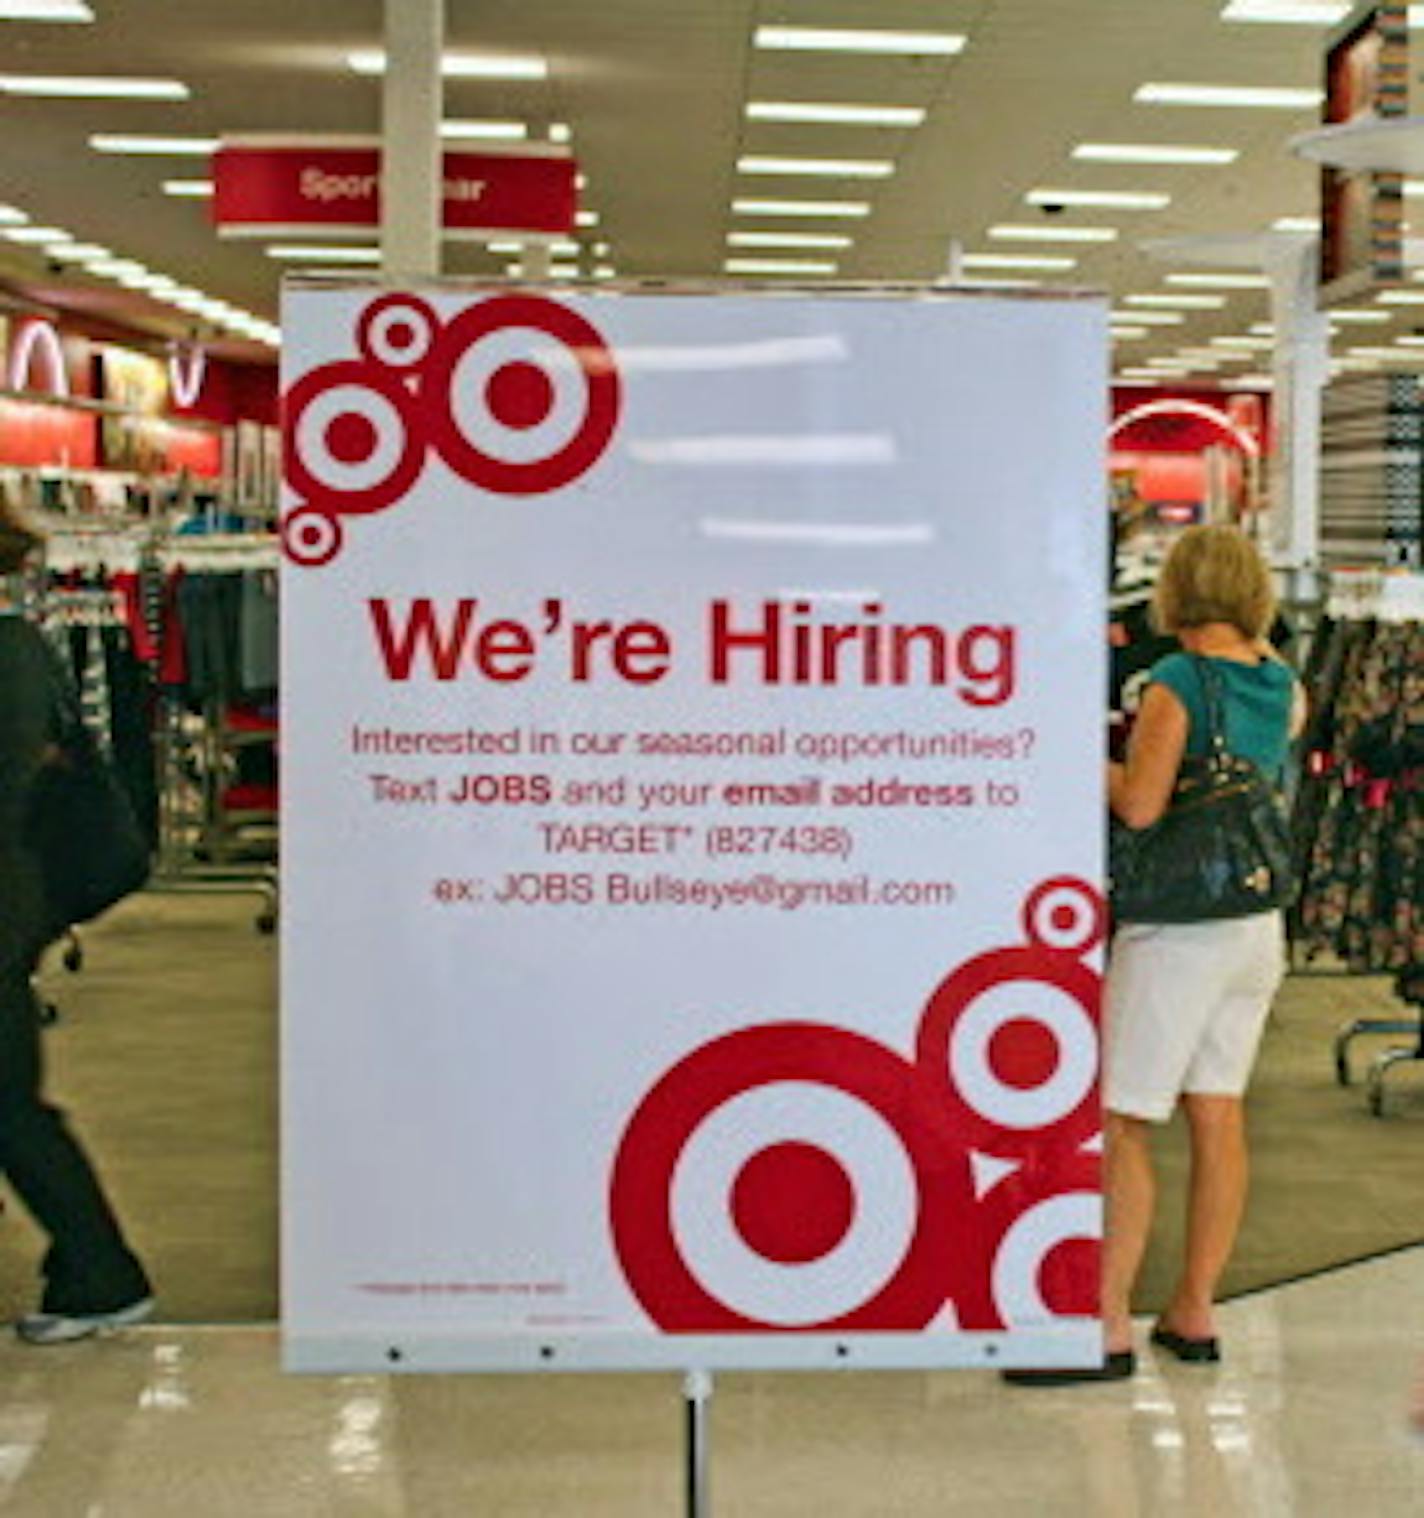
<box><xmin>0</xmin><ymin>0</ymin><xmax>1389</xmax><ymax>373</ymax></box>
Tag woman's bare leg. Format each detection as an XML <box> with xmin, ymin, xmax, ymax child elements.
<box><xmin>1161</xmin><ymin>1093</ymin><xmax>1248</xmax><ymax>1339</ymax></box>
<box><xmin>1101</xmin><ymin>1109</ymin><xmax>1155</xmax><ymax>1353</ymax></box>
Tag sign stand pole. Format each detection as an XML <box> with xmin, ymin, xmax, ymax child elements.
<box><xmin>683</xmin><ymin>1369</ymin><xmax>714</xmax><ymax>1518</ymax></box>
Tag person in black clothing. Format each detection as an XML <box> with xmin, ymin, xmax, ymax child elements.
<box><xmin>0</xmin><ymin>498</ymin><xmax>152</xmax><ymax>1343</ymax></box>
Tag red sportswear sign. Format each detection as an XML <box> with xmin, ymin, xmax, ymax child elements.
<box><xmin>213</xmin><ymin>137</ymin><xmax>576</xmax><ymax>240</ymax></box>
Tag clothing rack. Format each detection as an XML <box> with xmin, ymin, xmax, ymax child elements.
<box><xmin>148</xmin><ymin>530</ymin><xmax>280</xmax><ymax>932</ymax></box>
<box><xmin>1292</xmin><ymin>569</ymin><xmax>1424</xmax><ymax>1115</ymax></box>
<box><xmin>36</xmin><ymin>518</ymin><xmax>280</xmax><ymax>936</ymax></box>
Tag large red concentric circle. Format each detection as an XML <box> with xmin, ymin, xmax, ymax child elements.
<box><xmin>282</xmin><ymin>359</ymin><xmax>428</xmax><ymax>518</ymax></box>
<box><xmin>422</xmin><ymin>295</ymin><xmax>621</xmax><ymax>495</ymax></box>
<box><xmin>609</xmin><ymin>1023</ymin><xmax>969</xmax><ymax>1332</ymax></box>
<box><xmin>915</xmin><ymin>945</ymin><xmax>1101</xmax><ymax>1155</ymax></box>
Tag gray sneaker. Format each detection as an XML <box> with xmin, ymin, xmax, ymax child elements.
<box><xmin>15</xmin><ymin>1295</ymin><xmax>154</xmax><ymax>1345</ymax></box>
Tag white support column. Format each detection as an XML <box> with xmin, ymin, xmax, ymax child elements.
<box><xmin>1265</xmin><ymin>236</ymin><xmax>1330</xmax><ymax>589</ymax></box>
<box><xmin>521</xmin><ymin>124</ymin><xmax>557</xmax><ymax>281</ymax></box>
<box><xmin>381</xmin><ymin>0</ymin><xmax>444</xmax><ymax>279</ymax></box>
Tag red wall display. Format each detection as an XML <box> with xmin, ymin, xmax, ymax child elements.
<box><xmin>1</xmin><ymin>309</ymin><xmax>274</xmax><ymax>477</ymax></box>
<box><xmin>1109</xmin><ymin>387</ymin><xmax>1269</xmax><ymax>514</ymax></box>
<box><xmin>0</xmin><ymin>397</ymin><xmax>98</xmax><ymax>469</ymax></box>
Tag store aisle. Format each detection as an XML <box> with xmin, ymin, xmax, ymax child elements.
<box><xmin>1</xmin><ymin>893</ymin><xmax>1419</xmax><ymax>1324</ymax></box>
<box><xmin>0</xmin><ymin>1248</ymin><xmax>1417</xmax><ymax>1516</ymax></box>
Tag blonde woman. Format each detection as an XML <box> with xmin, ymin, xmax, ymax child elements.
<box><xmin>1011</xmin><ymin>525</ymin><xmax>1301</xmax><ymax>1385</ymax></box>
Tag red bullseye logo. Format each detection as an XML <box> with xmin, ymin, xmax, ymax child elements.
<box><xmin>609</xmin><ymin>877</ymin><xmax>1105</xmax><ymax>1335</ymax></box>
<box><xmin>423</xmin><ymin>295</ymin><xmax>622</xmax><ymax>497</ymax></box>
<box><xmin>281</xmin><ymin>292</ymin><xmax>622</xmax><ymax>566</ymax></box>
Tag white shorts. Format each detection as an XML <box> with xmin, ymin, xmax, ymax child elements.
<box><xmin>1103</xmin><ymin>911</ymin><xmax>1285</xmax><ymax>1123</ymax></box>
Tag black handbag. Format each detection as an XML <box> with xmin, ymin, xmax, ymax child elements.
<box><xmin>1109</xmin><ymin>656</ymin><xmax>1296</xmax><ymax>925</ymax></box>
<box><xmin>24</xmin><ymin>693</ymin><xmax>150</xmax><ymax>936</ymax></box>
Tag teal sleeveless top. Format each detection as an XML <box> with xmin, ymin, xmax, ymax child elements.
<box><xmin>1149</xmin><ymin>652</ymin><xmax>1294</xmax><ymax>780</ymax></box>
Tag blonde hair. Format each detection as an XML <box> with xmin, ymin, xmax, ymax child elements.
<box><xmin>1152</xmin><ymin>524</ymin><xmax>1276</xmax><ymax>640</ymax></box>
<box><xmin>0</xmin><ymin>486</ymin><xmax>41</xmax><ymax>576</ymax></box>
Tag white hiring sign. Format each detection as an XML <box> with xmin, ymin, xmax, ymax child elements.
<box><xmin>280</xmin><ymin>282</ymin><xmax>1108</xmax><ymax>1374</ymax></box>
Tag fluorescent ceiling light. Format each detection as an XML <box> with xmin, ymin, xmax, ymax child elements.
<box><xmin>1212</xmin><ymin>335</ymin><xmax>1274</xmax><ymax>348</ymax></box>
<box><xmin>1027</xmin><ymin>188</ymin><xmax>1171</xmax><ymax>210</ymax></box>
<box><xmin>3</xmin><ymin>224</ymin><xmax>70</xmax><ymax>243</ymax></box>
<box><xmin>1074</xmin><ymin>142</ymin><xmax>1238</xmax><ymax>164</ymax></box>
<box><xmin>593</xmin><ymin>265</ymin><xmax>617</xmax><ymax>279</ymax></box>
<box><xmin>949</xmin><ymin>277</ymin><xmax>1041</xmax><ymax>289</ymax></box>
<box><xmin>1221</xmin><ymin>1</ymin><xmax>1349</xmax><ymax>22</ymax></box>
<box><xmin>1165</xmin><ymin>272</ymin><xmax>1271</xmax><ymax>288</ymax></box>
<box><xmin>0</xmin><ymin>75</ymin><xmax>188</xmax><ymax>98</ymax></box>
<box><xmin>575</xmin><ymin>210</ymin><xmax>599</xmax><ymax>227</ymax></box>
<box><xmin>1111</xmin><ymin>326</ymin><xmax>1149</xmax><ymax>339</ymax></box>
<box><xmin>84</xmin><ymin>258</ymin><xmax>147</xmax><ymax>277</ymax></box>
<box><xmin>1395</xmin><ymin>335</ymin><xmax>1424</xmax><ymax>346</ymax></box>
<box><xmin>548</xmin><ymin>263</ymin><xmax>580</xmax><ymax>277</ymax></box>
<box><xmin>1250</xmin><ymin>323</ymin><xmax>1276</xmax><ymax>333</ymax></box>
<box><xmin>989</xmin><ymin>224</ymin><xmax>1117</xmax><ymax>243</ymax></box>
<box><xmin>266</xmin><ymin>245</ymin><xmax>383</xmax><ymax>262</ymax></box>
<box><xmin>725</xmin><ymin>257</ymin><xmax>839</xmax><ymax>275</ymax></box>
<box><xmin>1147</xmin><ymin>356</ymin><xmax>1198</xmax><ymax>367</ymax></box>
<box><xmin>728</xmin><ymin>231</ymin><xmax>853</xmax><ymax>249</ymax></box>
<box><xmin>90</xmin><ymin>134</ymin><xmax>217</xmax><ymax>154</ymax></box>
<box><xmin>1406</xmin><ymin>180</ymin><xmax>1424</xmax><ymax>198</ymax></box>
<box><xmin>738</xmin><ymin>155</ymin><xmax>894</xmax><ymax>178</ymax></box>
<box><xmin>747</xmin><ymin>102</ymin><xmax>925</xmax><ymax>127</ymax></box>
<box><xmin>1273</xmin><ymin>215</ymin><xmax>1319</xmax><ymax>231</ymax></box>
<box><xmin>348</xmin><ymin>50</ymin><xmax>547</xmax><ymax>79</ymax></box>
<box><xmin>45</xmin><ymin>241</ymin><xmax>106</xmax><ymax>260</ymax></box>
<box><xmin>0</xmin><ymin>203</ymin><xmax>26</xmax><ymax>224</ymax></box>
<box><xmin>1329</xmin><ymin>308</ymin><xmax>1391</xmax><ymax>323</ymax></box>
<box><xmin>1110</xmin><ymin>309</ymin><xmax>1185</xmax><ymax>324</ymax></box>
<box><xmin>1377</xmin><ymin>289</ymin><xmax>1424</xmax><ymax>303</ymax></box>
<box><xmin>1125</xmin><ymin>293</ymin><xmax>1227</xmax><ymax>308</ymax></box>
<box><xmin>754</xmin><ymin>26</ymin><xmax>965</xmax><ymax>54</ymax></box>
<box><xmin>961</xmin><ymin>253</ymin><xmax>1077</xmax><ymax>270</ymax></box>
<box><xmin>733</xmin><ymin>197</ymin><xmax>870</xmax><ymax>218</ymax></box>
<box><xmin>549</xmin><ymin>122</ymin><xmax>571</xmax><ymax>144</ymax></box>
<box><xmin>0</xmin><ymin>2</ymin><xmax>93</xmax><ymax>18</ymax></box>
<box><xmin>439</xmin><ymin>119</ymin><xmax>527</xmax><ymax>141</ymax></box>
<box><xmin>1135</xmin><ymin>82</ymin><xmax>1323</xmax><ymax>109</ymax></box>
<box><xmin>162</xmin><ymin>179</ymin><xmax>213</xmax><ymax>197</ymax></box>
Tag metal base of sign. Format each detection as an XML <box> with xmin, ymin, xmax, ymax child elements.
<box><xmin>683</xmin><ymin>1369</ymin><xmax>713</xmax><ymax>1518</ymax></box>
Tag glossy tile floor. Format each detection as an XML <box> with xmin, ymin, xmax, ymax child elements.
<box><xmin>0</xmin><ymin>1251</ymin><xmax>1419</xmax><ymax>1516</ymax></box>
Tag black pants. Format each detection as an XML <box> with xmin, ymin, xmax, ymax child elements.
<box><xmin>0</xmin><ymin>963</ymin><xmax>150</xmax><ymax>1314</ymax></box>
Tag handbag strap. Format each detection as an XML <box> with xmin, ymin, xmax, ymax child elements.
<box><xmin>1189</xmin><ymin>654</ymin><xmax>1231</xmax><ymax>763</ymax></box>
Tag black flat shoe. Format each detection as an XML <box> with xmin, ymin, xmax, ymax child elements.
<box><xmin>1150</xmin><ymin>1325</ymin><xmax>1220</xmax><ymax>1363</ymax></box>
<box><xmin>1001</xmin><ymin>1350</ymin><xmax>1136</xmax><ymax>1386</ymax></box>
